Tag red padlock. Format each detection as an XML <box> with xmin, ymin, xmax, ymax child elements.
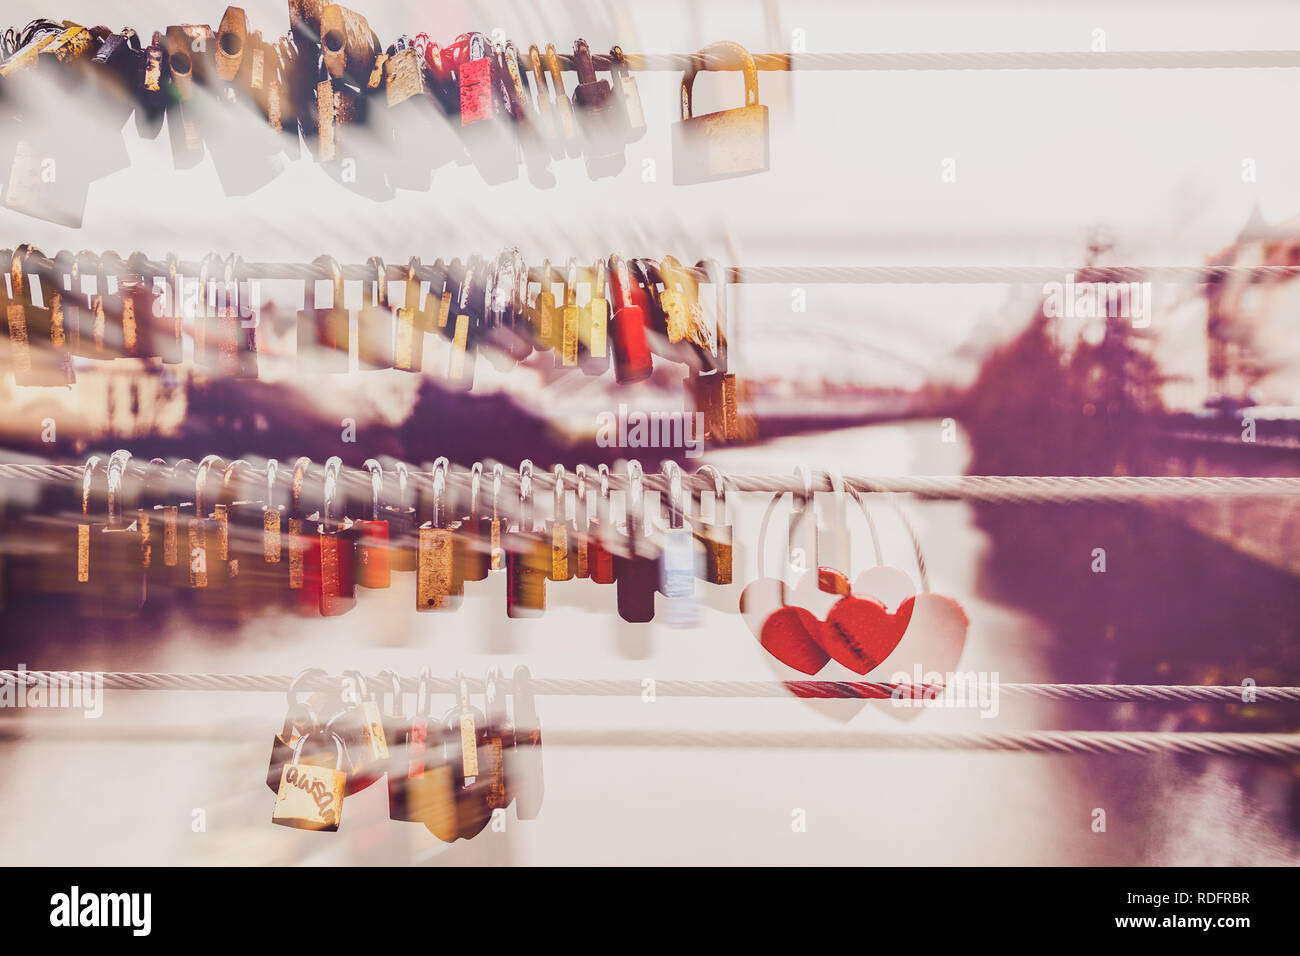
<box><xmin>317</xmin><ymin>456</ymin><xmax>358</xmax><ymax>616</ymax></box>
<box><xmin>287</xmin><ymin>457</ymin><xmax>323</xmax><ymax>615</ymax></box>
<box><xmin>607</xmin><ymin>255</ymin><xmax>654</xmax><ymax>384</ymax></box>
<box><xmin>354</xmin><ymin>458</ymin><xmax>391</xmax><ymax>589</ymax></box>
<box><xmin>456</xmin><ymin>32</ymin><xmax>517</xmax><ymax>183</ymax></box>
<box><xmin>587</xmin><ymin>463</ymin><xmax>616</xmax><ymax>584</ymax></box>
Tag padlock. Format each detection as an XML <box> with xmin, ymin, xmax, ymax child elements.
<box><xmin>544</xmin><ymin>43</ymin><xmax>581</xmax><ymax>158</ymax></box>
<box><xmin>320</xmin><ymin>4</ymin><xmax>379</xmax><ymax>85</ymax></box>
<box><xmin>606</xmin><ymin>256</ymin><xmax>654</xmax><ymax>384</ymax></box>
<box><xmin>530</xmin><ymin>259</ymin><xmax>558</xmax><ymax>351</ymax></box>
<box><xmin>120</xmin><ymin>251</ymin><xmax>165</xmax><ymax>361</ymax></box>
<box><xmin>487</xmin><ymin>463</ymin><xmax>506</xmax><ymax>572</ymax></box>
<box><xmin>689</xmin><ymin>259</ymin><xmax>741</xmax><ymax>441</ymax></box>
<box><xmin>188</xmin><ymin>454</ymin><xmax>228</xmax><ymax>591</ymax></box>
<box><xmin>483</xmin><ymin>667</ymin><xmax>512</xmax><ymax>810</ymax></box>
<box><xmin>90</xmin><ymin>29</ymin><xmax>160</xmax><ymax>132</ymax></box>
<box><xmin>199</xmin><ymin>254</ymin><xmax>255</xmax><ymax>377</ymax></box>
<box><xmin>297</xmin><ymin>255</ymin><xmax>350</xmax><ymax>372</ymax></box>
<box><xmin>354</xmin><ymin>459</ymin><xmax>390</xmax><ymax>588</ymax></box>
<box><xmin>481</xmin><ymin>247</ymin><xmax>532</xmax><ymax>365</ymax></box>
<box><xmin>501</xmin><ymin>43</ymin><xmax>554</xmax><ymax>188</ymax></box>
<box><xmin>615</xmin><ymin>460</ymin><xmax>660</xmax><ymax>623</ymax></box>
<box><xmin>215</xmin><ymin>6</ymin><xmax>248</xmax><ymax>81</ymax></box>
<box><xmin>272</xmin><ymin>730</ymin><xmax>347</xmax><ymax>832</ymax></box>
<box><xmin>6</xmin><ymin>246</ymin><xmax>74</xmax><ymax>386</ymax></box>
<box><xmin>283</xmin><ymin>18</ymin><xmax>320</xmax><ymax>142</ymax></box>
<box><xmin>787</xmin><ymin>465</ymin><xmax>819</xmax><ymax>584</ymax></box>
<box><xmin>505</xmin><ymin>460</ymin><xmax>548</xmax><ymax>618</ymax></box>
<box><xmin>427</xmin><ymin>257</ymin><xmax>457</xmax><ymax>338</ymax></box>
<box><xmin>324</xmin><ymin>669</ymin><xmax>389</xmax><ymax>793</ymax></box>
<box><xmin>317</xmin><ymin>75</ymin><xmax>382</xmax><ymax>198</ymax></box>
<box><xmin>387</xmin><ymin>667</ymin><xmax>425</xmax><ymax>822</ymax></box>
<box><xmin>571</xmin><ymin>39</ymin><xmax>625</xmax><ymax>177</ymax></box>
<box><xmin>672</xmin><ymin>41</ymin><xmax>770</xmax><ymax>184</ymax></box>
<box><xmin>692</xmin><ymin>465</ymin><xmax>733</xmax><ymax>585</ymax></box>
<box><xmin>417</xmin><ymin>457</ymin><xmax>464</xmax><ymax>611</ymax></box>
<box><xmin>383</xmin><ymin>37</ymin><xmax>455</xmax><ymax>189</ymax></box>
<box><xmin>586</xmin><ymin>463</ymin><xmax>616</xmax><ymax>584</ymax></box>
<box><xmin>375</xmin><ymin>668</ymin><xmax>409</xmax><ymax>806</ymax></box>
<box><xmin>317</xmin><ymin>456</ymin><xmax>359</xmax><ymax>616</ymax></box>
<box><xmin>580</xmin><ymin>257</ymin><xmax>611</xmax><ymax>376</ymax></box>
<box><xmin>267</xmin><ymin>667</ymin><xmax>325</xmax><ymax>793</ymax></box>
<box><xmin>87</xmin><ymin>251</ymin><xmax>125</xmax><ymax>358</ymax></box>
<box><xmin>608</xmin><ymin>46</ymin><xmax>646</xmax><ymax>142</ymax></box>
<box><xmin>657</xmin><ymin>256</ymin><xmax>713</xmax><ymax>365</ymax></box>
<box><xmin>77</xmin><ymin>450</ymin><xmax>146</xmax><ymax>619</ymax></box>
<box><xmin>289</xmin><ymin>457</ymin><xmax>322</xmax><ymax>610</ymax></box>
<box><xmin>60</xmin><ymin>252</ymin><xmax>96</xmax><ymax>358</ymax></box>
<box><xmin>548</xmin><ymin>464</ymin><xmax>577</xmax><ymax>581</ymax></box>
<box><xmin>393</xmin><ymin>257</ymin><xmax>426</xmax><ymax>373</ymax></box>
<box><xmin>446</xmin><ymin>256</ymin><xmax>482</xmax><ymax>390</ymax></box>
<box><xmin>381</xmin><ymin>461</ymin><xmax>419</xmax><ymax>573</ymax></box>
<box><xmin>659</xmin><ymin>461</ymin><xmax>701</xmax><ymax>627</ymax></box>
<box><xmin>261</xmin><ymin>459</ymin><xmax>284</xmax><ymax>569</ymax></box>
<box><xmin>163</xmin><ymin>25</ymin><xmax>214</xmax><ymax>168</ymax></box>
<box><xmin>399</xmin><ymin>668</ymin><xmax>457</xmax><ymax>837</ymax></box>
<box><xmin>442</xmin><ymin>671</ymin><xmax>493</xmax><ymax>839</ymax></box>
<box><xmin>526</xmin><ymin>45</ymin><xmax>560</xmax><ymax>156</ymax></box>
<box><xmin>139</xmin><ymin>457</ymin><xmax>194</xmax><ymax>591</ymax></box>
<box><xmin>461</xmin><ymin>462</ymin><xmax>490</xmax><ymax>582</ymax></box>
<box><xmin>458</xmin><ymin>32</ymin><xmax>517</xmax><ymax>184</ymax></box>
<box><xmin>137</xmin><ymin>31</ymin><xmax>169</xmax><ymax>137</ymax></box>
<box><xmin>511</xmin><ymin>665</ymin><xmax>544</xmax><ymax>820</ymax></box>
<box><xmin>572</xmin><ymin>464</ymin><xmax>590</xmax><ymax>579</ymax></box>
<box><xmin>817</xmin><ymin>469</ymin><xmax>852</xmax><ymax>574</ymax></box>
<box><xmin>556</xmin><ymin>258</ymin><xmax>582</xmax><ymax>368</ymax></box>
<box><xmin>356</xmin><ymin>255</ymin><xmax>394</xmax><ymax>369</ymax></box>
<box><xmin>153</xmin><ymin>253</ymin><xmax>184</xmax><ymax>363</ymax></box>
<box><xmin>197</xmin><ymin>458</ymin><xmax>255</xmax><ymax>615</ymax></box>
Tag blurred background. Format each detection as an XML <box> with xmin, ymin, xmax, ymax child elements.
<box><xmin>0</xmin><ymin>0</ymin><xmax>1298</xmax><ymax>865</ymax></box>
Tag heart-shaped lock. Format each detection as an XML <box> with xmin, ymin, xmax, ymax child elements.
<box><xmin>819</xmin><ymin>565</ymin><xmax>916</xmax><ymax>675</ymax></box>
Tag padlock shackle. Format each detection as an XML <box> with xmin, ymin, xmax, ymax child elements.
<box><xmin>195</xmin><ymin>454</ymin><xmax>226</xmax><ymax>517</ymax></box>
<box><xmin>662</xmin><ymin>460</ymin><xmax>685</xmax><ymax>530</ymax></box>
<box><xmin>625</xmin><ymin>460</ymin><xmax>644</xmax><ymax>539</ymax></box>
<box><xmin>491</xmin><ymin>462</ymin><xmax>504</xmax><ymax>520</ymax></box>
<box><xmin>311</xmin><ymin>254</ymin><xmax>345</xmax><ymax>311</ymax></box>
<box><xmin>221</xmin><ymin>459</ymin><xmax>252</xmax><ymax>507</ymax></box>
<box><xmin>378</xmin><ymin>668</ymin><xmax>404</xmax><ymax>718</ymax></box>
<box><xmin>679</xmin><ymin>41</ymin><xmax>760</xmax><ymax>121</ymax></box>
<box><xmin>696</xmin><ymin>258</ymin><xmax>729</xmax><ymax>373</ymax></box>
<box><xmin>564</xmin><ymin>259</ymin><xmax>579</xmax><ymax>307</ymax></box>
<box><xmin>469</xmin><ymin>462</ymin><xmax>483</xmax><ymax>519</ymax></box>
<box><xmin>288</xmin><ymin>666</ymin><xmax>327</xmax><ymax>709</ymax></box>
<box><xmin>416</xmin><ymin>666</ymin><xmax>431</xmax><ymax>717</ymax></box>
<box><xmin>527</xmin><ymin>44</ymin><xmax>550</xmax><ymax>99</ymax></box>
<box><xmin>552</xmin><ymin>464</ymin><xmax>568</xmax><ymax>525</ymax></box>
<box><xmin>571</xmin><ymin>38</ymin><xmax>597</xmax><ymax>84</ymax></box>
<box><xmin>291</xmin><ymin>729</ymin><xmax>346</xmax><ymax>770</ymax></box>
<box><xmin>695</xmin><ymin>464</ymin><xmax>728</xmax><ymax>526</ymax></box>
<box><xmin>402</xmin><ymin>257</ymin><xmax>422</xmax><ymax>313</ymax></box>
<box><xmin>342</xmin><ymin>668</ymin><xmax>371</xmax><ymax>705</ymax></box>
<box><xmin>518</xmin><ymin>459</ymin><xmax>535</xmax><ymax>531</ymax></box>
<box><xmin>456</xmin><ymin>669</ymin><xmax>471</xmax><ymax>711</ymax></box>
<box><xmin>597</xmin><ymin>463</ymin><xmax>611</xmax><ymax>524</ymax></box>
<box><xmin>321</xmin><ymin>455</ymin><xmax>344</xmax><ymax>530</ymax></box>
<box><xmin>608</xmin><ymin>44</ymin><xmax>630</xmax><ymax>75</ymax></box>
<box><xmin>502</xmin><ymin>42</ymin><xmax>529</xmax><ymax>112</ymax></box>
<box><xmin>105</xmin><ymin>449</ymin><xmax>131</xmax><ymax>527</ymax></box>
<box><xmin>430</xmin><ymin>457</ymin><xmax>450</xmax><ymax>528</ymax></box>
<box><xmin>265</xmin><ymin>459</ymin><xmax>279</xmax><ymax>512</ymax></box>
<box><xmin>608</xmin><ymin>256</ymin><xmax>632</xmax><ymax>309</ymax></box>
<box><xmin>592</xmin><ymin>257</ymin><xmax>607</xmax><ymax>300</ymax></box>
<box><xmin>290</xmin><ymin>457</ymin><xmax>312</xmax><ymax>520</ymax></box>
<box><xmin>394</xmin><ymin>461</ymin><xmax>410</xmax><ymax>511</ymax></box>
<box><xmin>363</xmin><ymin>458</ymin><xmax>384</xmax><ymax>520</ymax></box>
<box><xmin>574</xmin><ymin>464</ymin><xmax>588</xmax><ymax>526</ymax></box>
<box><xmin>543</xmin><ymin>42</ymin><xmax>565</xmax><ymax>92</ymax></box>
<box><xmin>364</xmin><ymin>255</ymin><xmax>387</xmax><ymax>309</ymax></box>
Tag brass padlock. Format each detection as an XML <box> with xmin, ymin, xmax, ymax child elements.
<box><xmin>357</xmin><ymin>255</ymin><xmax>393</xmax><ymax>369</ymax></box>
<box><xmin>505</xmin><ymin>460</ymin><xmax>548</xmax><ymax>617</ymax></box>
<box><xmin>6</xmin><ymin>246</ymin><xmax>74</xmax><ymax>386</ymax></box>
<box><xmin>215</xmin><ymin>6</ymin><xmax>248</xmax><ymax>81</ymax></box>
<box><xmin>267</xmin><ymin>667</ymin><xmax>324</xmax><ymax>792</ymax></box>
<box><xmin>692</xmin><ymin>465</ymin><xmax>733</xmax><ymax>585</ymax></box>
<box><xmin>188</xmin><ymin>454</ymin><xmax>228</xmax><ymax>590</ymax></box>
<box><xmin>328</xmin><ymin>669</ymin><xmax>390</xmax><ymax>790</ymax></box>
<box><xmin>77</xmin><ymin>450</ymin><xmax>146</xmax><ymax>619</ymax></box>
<box><xmin>526</xmin><ymin>45</ymin><xmax>559</xmax><ymax>153</ymax></box>
<box><xmin>382</xmin><ymin>461</ymin><xmax>419</xmax><ymax>573</ymax></box>
<box><xmin>572</xmin><ymin>464</ymin><xmax>590</xmax><ymax>579</ymax></box>
<box><xmin>297</xmin><ymin>255</ymin><xmax>350</xmax><ymax>372</ymax></box>
<box><xmin>320</xmin><ymin>4</ymin><xmax>380</xmax><ymax>86</ymax></box>
<box><xmin>548</xmin><ymin>464</ymin><xmax>576</xmax><ymax>581</ymax></box>
<box><xmin>447</xmin><ymin>257</ymin><xmax>481</xmax><ymax>390</ymax></box>
<box><xmin>272</xmin><ymin>730</ymin><xmax>348</xmax><ymax>832</ymax></box>
<box><xmin>556</xmin><ymin>259</ymin><xmax>581</xmax><ymax>368</ymax></box>
<box><xmin>531</xmin><ymin>259</ymin><xmax>557</xmax><ymax>351</ymax></box>
<box><xmin>483</xmin><ymin>667</ymin><xmax>511</xmax><ymax>811</ymax></box>
<box><xmin>353</xmin><ymin>459</ymin><xmax>390</xmax><ymax>589</ymax></box>
<box><xmin>580</xmin><ymin>257</ymin><xmax>610</xmax><ymax>376</ymax></box>
<box><xmin>417</xmin><ymin>457</ymin><xmax>463</xmax><ymax>611</ymax></box>
<box><xmin>317</xmin><ymin>456</ymin><xmax>359</xmax><ymax>617</ymax></box>
<box><xmin>543</xmin><ymin>43</ymin><xmax>580</xmax><ymax>158</ymax></box>
<box><xmin>608</xmin><ymin>46</ymin><xmax>646</xmax><ymax>142</ymax></box>
<box><xmin>672</xmin><ymin>42</ymin><xmax>770</xmax><ymax>185</ymax></box>
<box><xmin>688</xmin><ymin>259</ymin><xmax>741</xmax><ymax>441</ymax></box>
<box><xmin>393</xmin><ymin>256</ymin><xmax>427</xmax><ymax>373</ymax></box>
<box><xmin>461</xmin><ymin>462</ymin><xmax>490</xmax><ymax>582</ymax></box>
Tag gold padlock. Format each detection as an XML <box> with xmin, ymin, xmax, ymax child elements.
<box><xmin>688</xmin><ymin>258</ymin><xmax>740</xmax><ymax>442</ymax></box>
<box><xmin>692</xmin><ymin>464</ymin><xmax>733</xmax><ymax>585</ymax></box>
<box><xmin>672</xmin><ymin>42</ymin><xmax>770</xmax><ymax>185</ymax></box>
<box><xmin>272</xmin><ymin>731</ymin><xmax>348</xmax><ymax>832</ymax></box>
<box><xmin>417</xmin><ymin>457</ymin><xmax>463</xmax><ymax>610</ymax></box>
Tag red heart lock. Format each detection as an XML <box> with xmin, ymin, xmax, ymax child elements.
<box><xmin>815</xmin><ymin>566</ymin><xmax>916</xmax><ymax>675</ymax></box>
<box><xmin>741</xmin><ymin>575</ymin><xmax>829</xmax><ymax>675</ymax></box>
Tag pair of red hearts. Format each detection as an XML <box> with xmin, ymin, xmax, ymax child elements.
<box><xmin>741</xmin><ymin>567</ymin><xmax>916</xmax><ymax>676</ymax></box>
